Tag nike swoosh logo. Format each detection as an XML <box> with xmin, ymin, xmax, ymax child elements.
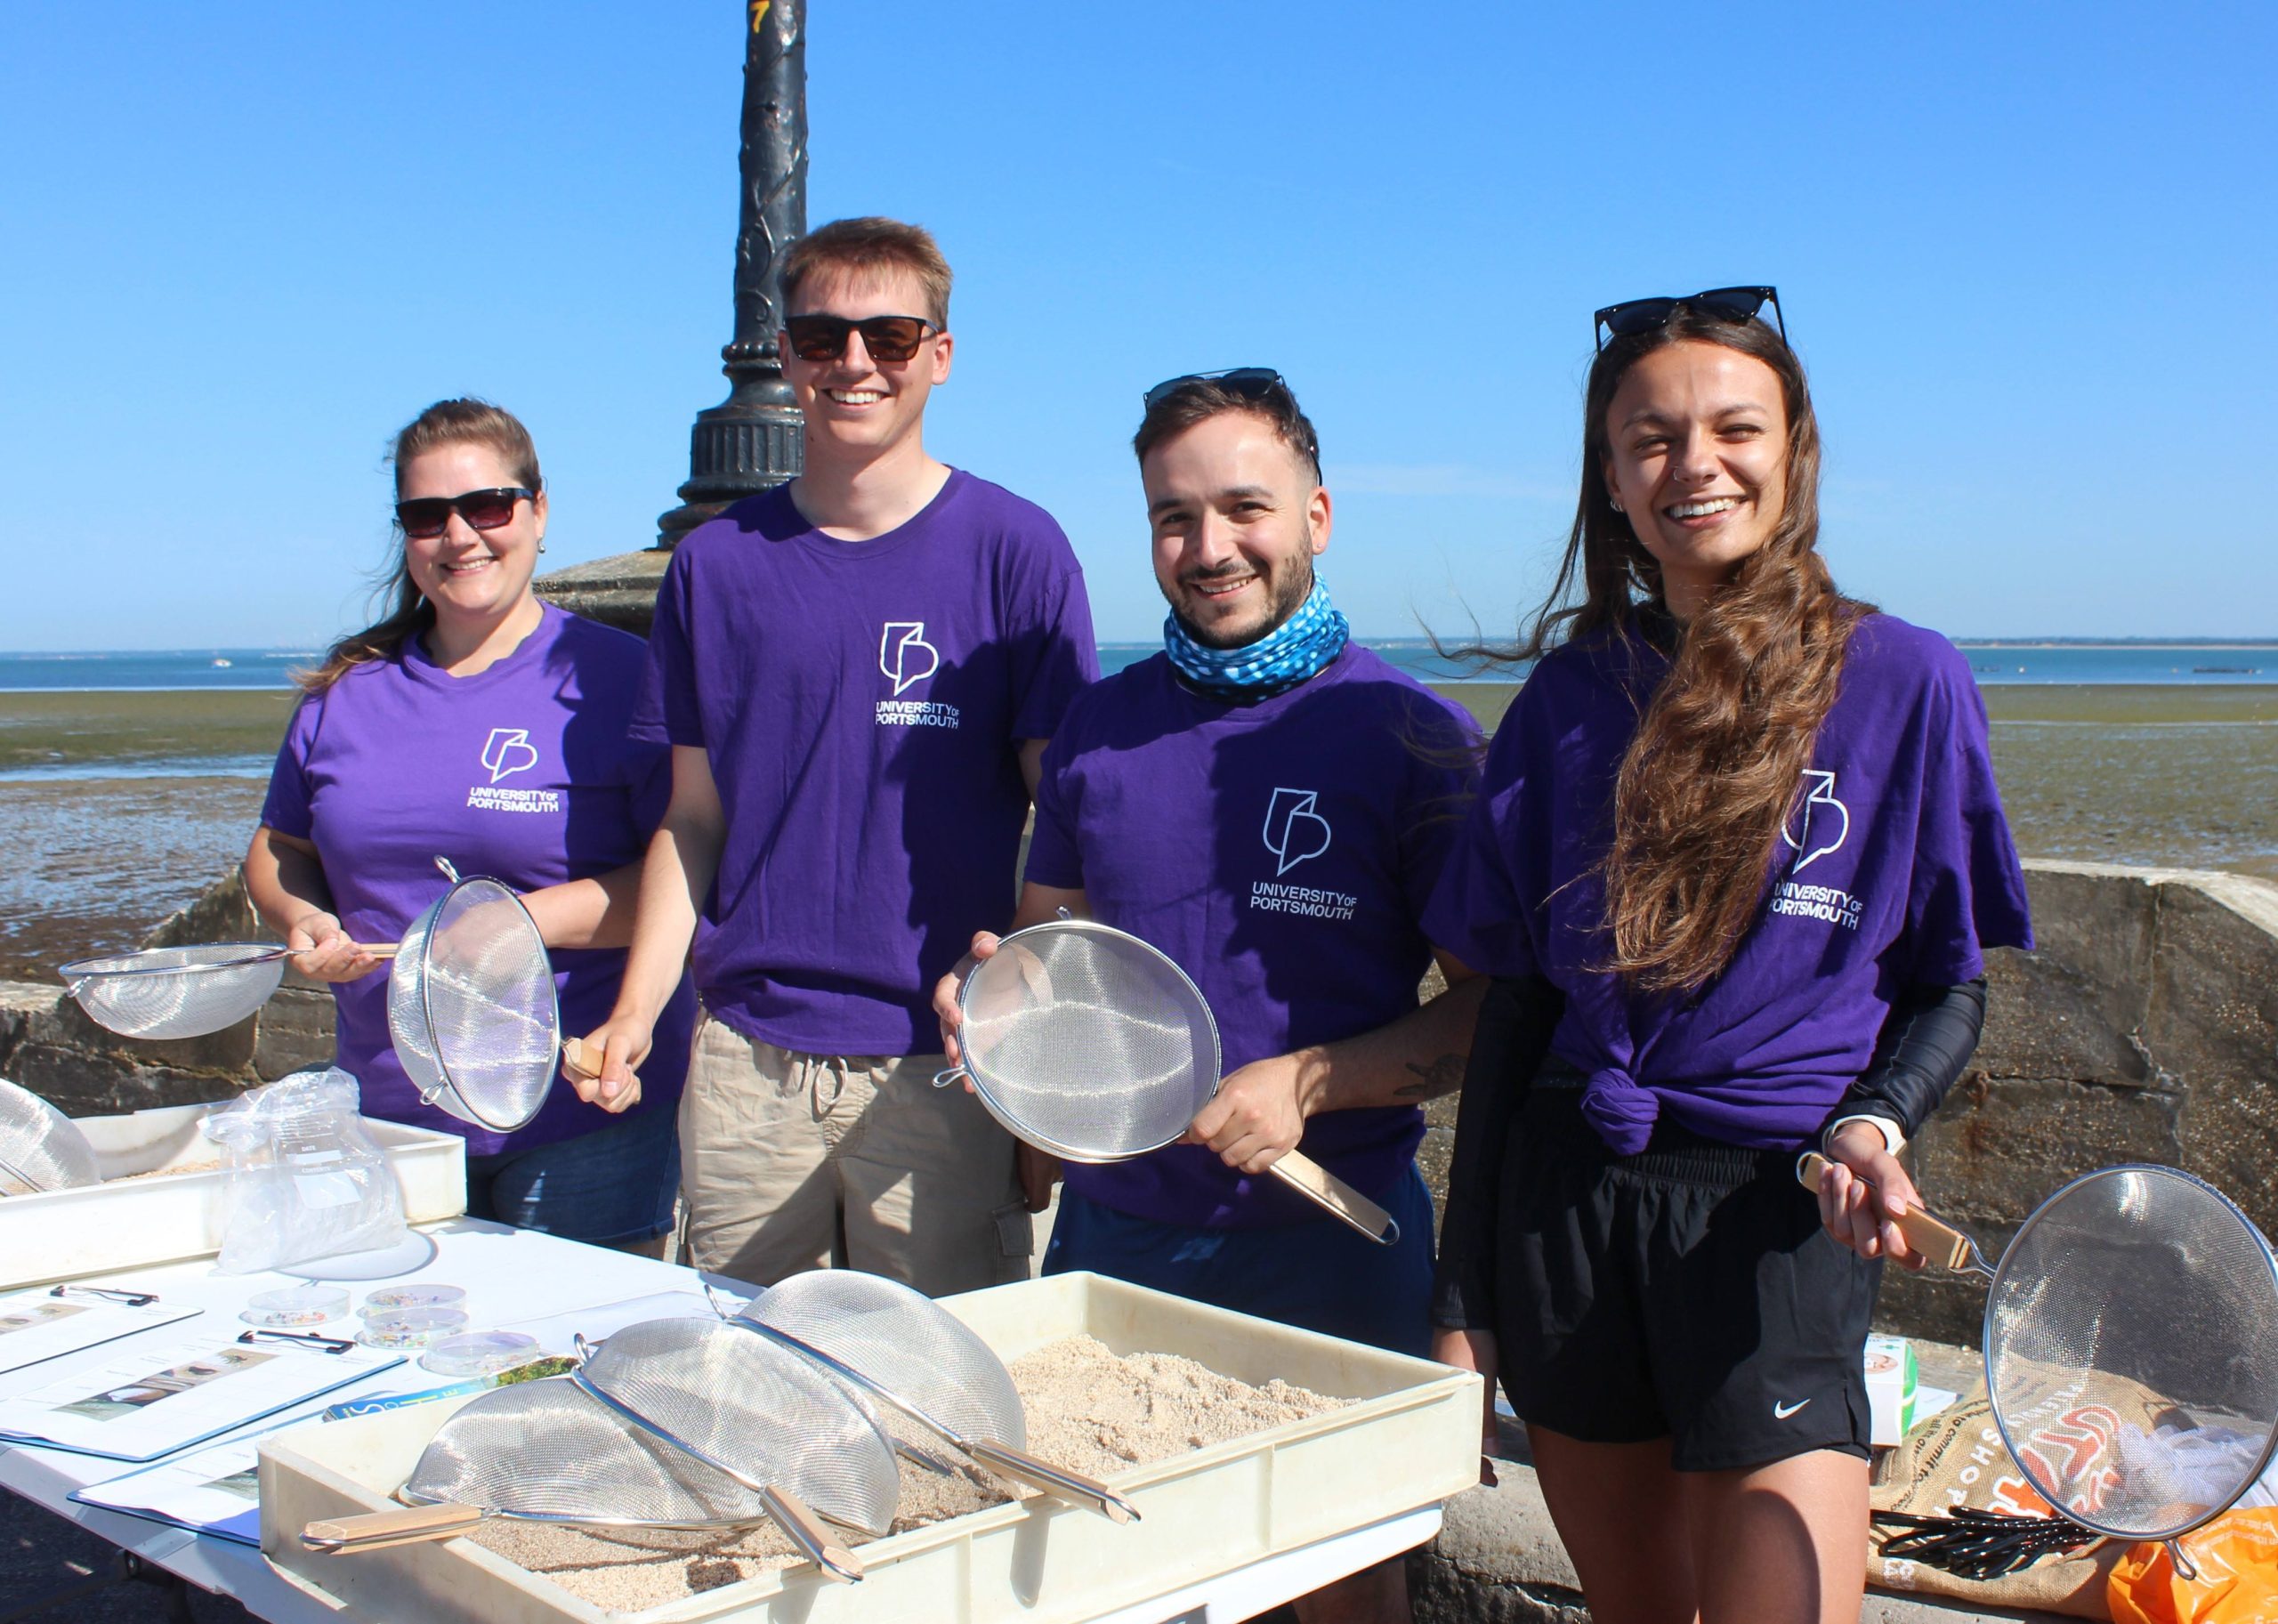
<box><xmin>1773</xmin><ymin>1398</ymin><xmax>1812</xmax><ymax>1419</ymax></box>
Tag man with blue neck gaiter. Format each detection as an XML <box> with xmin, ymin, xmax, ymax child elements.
<box><xmin>933</xmin><ymin>370</ymin><xmax>1484</xmax><ymax>1624</ymax></box>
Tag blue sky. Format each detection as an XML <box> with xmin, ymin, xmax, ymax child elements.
<box><xmin>2</xmin><ymin>3</ymin><xmax>2271</xmax><ymax>650</ymax></box>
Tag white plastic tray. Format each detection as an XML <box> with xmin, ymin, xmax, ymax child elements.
<box><xmin>260</xmin><ymin>1271</ymin><xmax>1482</xmax><ymax>1623</ymax></box>
<box><xmin>0</xmin><ymin>1103</ymin><xmax>466</xmax><ymax>1289</ymax></box>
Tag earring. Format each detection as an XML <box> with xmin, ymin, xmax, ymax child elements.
<box><xmin>1609</xmin><ymin>499</ymin><xmax>1624</xmax><ymax>513</ymax></box>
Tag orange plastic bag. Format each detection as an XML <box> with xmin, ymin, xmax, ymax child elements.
<box><xmin>2108</xmin><ymin>1508</ymin><xmax>2278</xmax><ymax>1624</ymax></box>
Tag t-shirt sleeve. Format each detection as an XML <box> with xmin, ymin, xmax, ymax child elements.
<box><xmin>630</xmin><ymin>550</ymin><xmax>706</xmax><ymax>749</ymax></box>
<box><xmin>1021</xmin><ymin>731</ymin><xmax>1086</xmax><ymax>892</ymax></box>
<box><xmin>1399</xmin><ymin>694</ymin><xmax>1486</xmax><ymax>939</ymax></box>
<box><xmin>1902</xmin><ymin>655</ymin><xmax>2035</xmax><ymax>983</ymax></box>
<box><xmin>1006</xmin><ymin>554</ymin><xmax>1100</xmax><ymax>744</ymax></box>
<box><xmin>1421</xmin><ymin>682</ymin><xmax>1545</xmax><ymax>979</ymax></box>
<box><xmin>257</xmin><ymin>693</ymin><xmax>323</xmax><ymax>840</ymax></box>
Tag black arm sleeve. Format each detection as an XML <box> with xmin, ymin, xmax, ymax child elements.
<box><xmin>1822</xmin><ymin>977</ymin><xmax>1988</xmax><ymax>1147</ymax></box>
<box><xmin>1431</xmin><ymin>974</ymin><xmax>1564</xmax><ymax>1331</ymax></box>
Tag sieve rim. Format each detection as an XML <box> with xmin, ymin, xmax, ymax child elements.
<box><xmin>952</xmin><ymin>917</ymin><xmax>1223</xmax><ymax>1162</ymax></box>
<box><xmin>59</xmin><ymin>943</ymin><xmax>287</xmax><ymax>981</ymax></box>
<box><xmin>415</xmin><ymin>876</ymin><xmax>559</xmax><ymax>1134</ymax></box>
<box><xmin>1983</xmin><ymin>1160</ymin><xmax>2278</xmax><ymax>1543</ymax></box>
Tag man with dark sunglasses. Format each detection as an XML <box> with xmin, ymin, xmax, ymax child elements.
<box><xmin>934</xmin><ymin>370</ymin><xmax>1484</xmax><ymax>1624</ymax></box>
<box><xmin>586</xmin><ymin>217</ymin><xmax>1098</xmax><ymax>1297</ymax></box>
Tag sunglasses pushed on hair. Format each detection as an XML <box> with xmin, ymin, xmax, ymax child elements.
<box><xmin>783</xmin><ymin>313</ymin><xmax>940</xmax><ymax>365</ymax></box>
<box><xmin>394</xmin><ymin>488</ymin><xmax>535</xmax><ymax>540</ymax></box>
<box><xmin>1140</xmin><ymin>368</ymin><xmax>1321</xmax><ymax>466</ymax></box>
<box><xmin>1593</xmin><ymin>287</ymin><xmax>1784</xmax><ymax>352</ymax></box>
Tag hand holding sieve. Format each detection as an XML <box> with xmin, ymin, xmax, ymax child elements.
<box><xmin>1800</xmin><ymin>1153</ymin><xmax>2278</xmax><ymax>1579</ymax></box>
<box><xmin>0</xmin><ymin>1077</ymin><xmax>101</xmax><ymax>1196</ymax></box>
<box><xmin>934</xmin><ymin>917</ymin><xmax>1402</xmax><ymax>1246</ymax></box>
<box><xmin>734</xmin><ymin>1268</ymin><xmax>1140</xmax><ymax>1523</ymax></box>
<box><xmin>59</xmin><ymin>941</ymin><xmax>397</xmax><ymax>1042</ymax></box>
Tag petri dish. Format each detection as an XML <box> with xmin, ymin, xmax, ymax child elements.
<box><xmin>355</xmin><ymin>1307</ymin><xmax>470</xmax><ymax>1349</ymax></box>
<box><xmin>359</xmin><ymin>1283</ymin><xmax>466</xmax><ymax>1316</ymax></box>
<box><xmin>421</xmin><ymin>1330</ymin><xmax>542</xmax><ymax>1378</ymax></box>
<box><xmin>240</xmin><ymin>1286</ymin><xmax>349</xmax><ymax>1327</ymax></box>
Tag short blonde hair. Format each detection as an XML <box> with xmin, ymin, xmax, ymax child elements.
<box><xmin>779</xmin><ymin>217</ymin><xmax>952</xmax><ymax>328</ymax></box>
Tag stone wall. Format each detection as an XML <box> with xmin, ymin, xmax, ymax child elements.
<box><xmin>10</xmin><ymin>859</ymin><xmax>2277</xmax><ymax>1348</ymax></box>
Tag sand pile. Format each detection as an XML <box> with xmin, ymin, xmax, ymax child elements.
<box><xmin>462</xmin><ymin>1333</ymin><xmax>1347</xmax><ymax>1611</ymax></box>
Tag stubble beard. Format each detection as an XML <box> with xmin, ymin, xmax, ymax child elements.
<box><xmin>1170</xmin><ymin>547</ymin><xmax>1317</xmax><ymax>652</ymax></box>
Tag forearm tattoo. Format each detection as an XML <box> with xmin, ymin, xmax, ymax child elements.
<box><xmin>1397</xmin><ymin>1053</ymin><xmax>1466</xmax><ymax>1100</ymax></box>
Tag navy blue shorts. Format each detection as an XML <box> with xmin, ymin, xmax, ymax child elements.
<box><xmin>464</xmin><ymin>1102</ymin><xmax>681</xmax><ymax>1246</ymax></box>
<box><xmin>1043</xmin><ymin>1165</ymin><xmax>1434</xmax><ymax>1357</ymax></box>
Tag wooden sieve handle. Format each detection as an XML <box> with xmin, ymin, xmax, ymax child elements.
<box><xmin>965</xmin><ymin>1438</ymin><xmax>1139</xmax><ymax>1523</ymax></box>
<box><xmin>351</xmin><ymin>942</ymin><xmax>399</xmax><ymax>958</ymax></box>
<box><xmin>1269</xmin><ymin>1151</ymin><xmax>1402</xmax><ymax>1246</ymax></box>
<box><xmin>560</xmin><ymin>1036</ymin><xmax>642</xmax><ymax>1093</ymax></box>
<box><xmin>302</xmin><ymin>1501</ymin><xmax>483</xmax><ymax>1553</ymax></box>
<box><xmin>761</xmin><ymin>1485</ymin><xmax>863</xmax><ymax>1583</ymax></box>
<box><xmin>1796</xmin><ymin>1151</ymin><xmax>1981</xmax><ymax>1273</ymax></box>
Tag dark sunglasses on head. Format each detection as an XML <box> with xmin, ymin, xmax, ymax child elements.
<box><xmin>783</xmin><ymin>313</ymin><xmax>940</xmax><ymax>364</ymax></box>
<box><xmin>1142</xmin><ymin>366</ymin><xmax>1290</xmax><ymax>411</ymax></box>
<box><xmin>1593</xmin><ymin>287</ymin><xmax>1785</xmax><ymax>352</ymax></box>
<box><xmin>393</xmin><ymin>487</ymin><xmax>535</xmax><ymax>540</ymax></box>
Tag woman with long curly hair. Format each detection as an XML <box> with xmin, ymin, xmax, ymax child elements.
<box><xmin>1426</xmin><ymin>291</ymin><xmax>2032</xmax><ymax>1622</ymax></box>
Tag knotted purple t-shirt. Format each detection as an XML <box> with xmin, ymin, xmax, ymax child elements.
<box><xmin>260</xmin><ymin>604</ymin><xmax>698</xmax><ymax>1157</ymax></box>
<box><xmin>631</xmin><ymin>471</ymin><xmax>1097</xmax><ymax>1054</ymax></box>
<box><xmin>1423</xmin><ymin>613</ymin><xmax>2033</xmax><ymax>1154</ymax></box>
<box><xmin>1025</xmin><ymin>646</ymin><xmax>1481</xmax><ymax>1225</ymax></box>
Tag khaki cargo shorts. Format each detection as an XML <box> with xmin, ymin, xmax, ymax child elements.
<box><xmin>678</xmin><ymin>1016</ymin><xmax>1032</xmax><ymax>1296</ymax></box>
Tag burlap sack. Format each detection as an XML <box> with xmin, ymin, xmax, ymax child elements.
<box><xmin>1867</xmin><ymin>1362</ymin><xmax>2176</xmax><ymax>1620</ymax></box>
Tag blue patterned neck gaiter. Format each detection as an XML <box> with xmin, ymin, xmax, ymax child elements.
<box><xmin>1163</xmin><ymin>577</ymin><xmax>1350</xmax><ymax>703</ymax></box>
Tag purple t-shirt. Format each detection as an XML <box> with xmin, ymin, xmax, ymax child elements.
<box><xmin>631</xmin><ymin>471</ymin><xmax>1097</xmax><ymax>1054</ymax></box>
<box><xmin>260</xmin><ymin>604</ymin><xmax>698</xmax><ymax>1158</ymax></box>
<box><xmin>1025</xmin><ymin>646</ymin><xmax>1481</xmax><ymax>1226</ymax></box>
<box><xmin>1424</xmin><ymin>613</ymin><xmax>2033</xmax><ymax>1154</ymax></box>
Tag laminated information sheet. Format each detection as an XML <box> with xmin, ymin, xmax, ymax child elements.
<box><xmin>0</xmin><ymin>1289</ymin><xmax>200</xmax><ymax>1378</ymax></box>
<box><xmin>70</xmin><ymin>1436</ymin><xmax>267</xmax><ymax>1545</ymax></box>
<box><xmin>0</xmin><ymin>1330</ymin><xmax>400</xmax><ymax>1461</ymax></box>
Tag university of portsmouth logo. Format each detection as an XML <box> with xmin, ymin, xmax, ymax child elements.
<box><xmin>1250</xmin><ymin>788</ymin><xmax>1355</xmax><ymax>920</ymax></box>
<box><xmin>1770</xmin><ymin>769</ymin><xmax>1862</xmax><ymax>930</ymax></box>
<box><xmin>1262</xmin><ymin>788</ymin><xmax>1332</xmax><ymax>876</ymax></box>
<box><xmin>875</xmin><ymin>620</ymin><xmax>960</xmax><ymax>730</ymax></box>
<box><xmin>466</xmin><ymin>727</ymin><xmax>559</xmax><ymax>814</ymax></box>
<box><xmin>878</xmin><ymin>622</ymin><xmax>940</xmax><ymax>696</ymax></box>
<box><xmin>481</xmin><ymin>728</ymin><xmax>538</xmax><ymax>784</ymax></box>
<box><xmin>1781</xmin><ymin>769</ymin><xmax>1849</xmax><ymax>874</ymax></box>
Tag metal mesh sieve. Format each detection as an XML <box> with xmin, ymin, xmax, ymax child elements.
<box><xmin>1984</xmin><ymin>1165</ymin><xmax>2278</xmax><ymax>1543</ymax></box>
<box><xmin>941</xmin><ymin>919</ymin><xmax>1401</xmax><ymax>1245</ymax></box>
<box><xmin>741</xmin><ymin>1269</ymin><xmax>1026</xmax><ymax>1450</ymax></box>
<box><xmin>60</xmin><ymin>944</ymin><xmax>288</xmax><ymax>1041</ymax></box>
<box><xmin>950</xmin><ymin>920</ymin><xmax>1219</xmax><ymax>1160</ymax></box>
<box><xmin>403</xmin><ymin>1378</ymin><xmax>773</xmax><ymax>1528</ymax></box>
<box><xmin>389</xmin><ymin>862</ymin><xmax>559</xmax><ymax>1133</ymax></box>
<box><xmin>736</xmin><ymin>1270</ymin><xmax>1141</xmax><ymax>1523</ymax></box>
<box><xmin>570</xmin><ymin>1316</ymin><xmax>900</xmax><ymax>1537</ymax></box>
<box><xmin>0</xmin><ymin>1077</ymin><xmax>101</xmax><ymax>1195</ymax></box>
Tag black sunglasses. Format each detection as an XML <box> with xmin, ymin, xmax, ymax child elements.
<box><xmin>1594</xmin><ymin>287</ymin><xmax>1784</xmax><ymax>352</ymax></box>
<box><xmin>783</xmin><ymin>313</ymin><xmax>940</xmax><ymax>365</ymax></box>
<box><xmin>1142</xmin><ymin>367</ymin><xmax>1290</xmax><ymax>411</ymax></box>
<box><xmin>393</xmin><ymin>487</ymin><xmax>536</xmax><ymax>541</ymax></box>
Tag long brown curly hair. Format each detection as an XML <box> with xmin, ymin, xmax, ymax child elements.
<box><xmin>1515</xmin><ymin>308</ymin><xmax>1870</xmax><ymax>992</ymax></box>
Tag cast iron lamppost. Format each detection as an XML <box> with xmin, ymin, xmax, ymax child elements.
<box><xmin>537</xmin><ymin>0</ymin><xmax>808</xmax><ymax>633</ymax></box>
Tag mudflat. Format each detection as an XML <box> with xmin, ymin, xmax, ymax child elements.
<box><xmin>3</xmin><ymin>684</ymin><xmax>2274</xmax><ymax>984</ymax></box>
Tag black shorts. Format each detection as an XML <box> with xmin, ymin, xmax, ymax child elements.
<box><xmin>1492</xmin><ymin>1083</ymin><xmax>1878</xmax><ymax>1472</ymax></box>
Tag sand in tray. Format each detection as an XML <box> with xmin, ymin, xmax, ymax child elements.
<box><xmin>464</xmin><ymin>1333</ymin><xmax>1349</xmax><ymax>1611</ymax></box>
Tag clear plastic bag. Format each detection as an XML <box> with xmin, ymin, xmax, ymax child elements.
<box><xmin>203</xmin><ymin>1069</ymin><xmax>407</xmax><ymax>1273</ymax></box>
